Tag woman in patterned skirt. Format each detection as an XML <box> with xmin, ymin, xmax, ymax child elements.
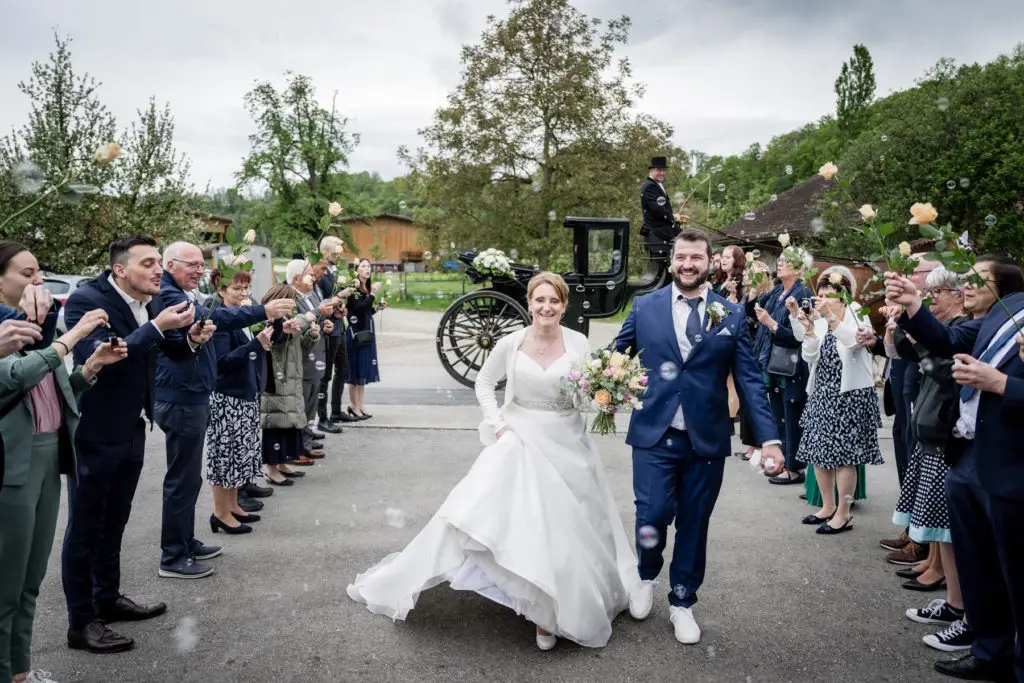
<box><xmin>791</xmin><ymin>272</ymin><xmax>882</xmax><ymax>535</ymax></box>
<box><xmin>206</xmin><ymin>267</ymin><xmax>275</xmax><ymax>534</ymax></box>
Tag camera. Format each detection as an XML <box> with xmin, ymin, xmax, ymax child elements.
<box><xmin>800</xmin><ymin>298</ymin><xmax>813</xmax><ymax>313</ymax></box>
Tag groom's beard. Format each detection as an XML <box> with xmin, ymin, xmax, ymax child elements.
<box><xmin>673</xmin><ymin>266</ymin><xmax>710</xmax><ymax>293</ymax></box>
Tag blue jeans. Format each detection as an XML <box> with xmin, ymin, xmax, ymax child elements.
<box><xmin>154</xmin><ymin>401</ymin><xmax>210</xmax><ymax>566</ymax></box>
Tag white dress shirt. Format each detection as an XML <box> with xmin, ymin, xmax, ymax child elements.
<box><xmin>955</xmin><ymin>309</ymin><xmax>1024</xmax><ymax>440</ymax></box>
<box><xmin>669</xmin><ymin>285</ymin><xmax>707</xmax><ymax>430</ymax></box>
<box><xmin>108</xmin><ymin>275</ymin><xmax>161</xmax><ymax>335</ymax></box>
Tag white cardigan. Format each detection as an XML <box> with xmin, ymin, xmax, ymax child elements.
<box><xmin>473</xmin><ymin>326</ymin><xmax>591</xmax><ymax>446</ymax></box>
<box><xmin>790</xmin><ymin>309</ymin><xmax>875</xmax><ymax>395</ymax></box>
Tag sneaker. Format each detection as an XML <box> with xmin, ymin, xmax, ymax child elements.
<box><xmin>906</xmin><ymin>599</ymin><xmax>964</xmax><ymax>625</ymax></box>
<box><xmin>629</xmin><ymin>580</ymin><xmax>655</xmax><ymax>620</ymax></box>
<box><xmin>158</xmin><ymin>557</ymin><xmax>214</xmax><ymax>580</ymax></box>
<box><xmin>24</xmin><ymin>671</ymin><xmax>59</xmax><ymax>682</ymax></box>
<box><xmin>880</xmin><ymin>530</ymin><xmax>910</xmax><ymax>551</ymax></box>
<box><xmin>923</xmin><ymin>619</ymin><xmax>973</xmax><ymax>652</ymax></box>
<box><xmin>886</xmin><ymin>541</ymin><xmax>928</xmax><ymax>566</ymax></box>
<box><xmin>669</xmin><ymin>605</ymin><xmax>701</xmax><ymax>644</ymax></box>
<box><xmin>189</xmin><ymin>539</ymin><xmax>223</xmax><ymax>561</ymax></box>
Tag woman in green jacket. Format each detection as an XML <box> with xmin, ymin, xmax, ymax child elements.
<box><xmin>0</xmin><ymin>241</ymin><xmax>127</xmax><ymax>683</ymax></box>
<box><xmin>259</xmin><ymin>283</ymin><xmax>317</xmax><ymax>486</ymax></box>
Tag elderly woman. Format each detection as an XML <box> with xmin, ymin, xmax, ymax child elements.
<box><xmin>260</xmin><ymin>284</ymin><xmax>316</xmax><ymax>486</ymax></box>
<box><xmin>750</xmin><ymin>248</ymin><xmax>815</xmax><ymax>484</ymax></box>
<box><xmin>206</xmin><ymin>266</ymin><xmax>276</xmax><ymax>535</ymax></box>
<box><xmin>0</xmin><ymin>241</ymin><xmax>126</xmax><ymax>683</ymax></box>
<box><xmin>790</xmin><ymin>272</ymin><xmax>882</xmax><ymax>534</ymax></box>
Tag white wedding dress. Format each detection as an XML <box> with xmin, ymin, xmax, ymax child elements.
<box><xmin>347</xmin><ymin>328</ymin><xmax>640</xmax><ymax>647</ymax></box>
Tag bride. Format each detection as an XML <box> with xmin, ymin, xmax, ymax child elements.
<box><xmin>347</xmin><ymin>272</ymin><xmax>640</xmax><ymax>650</ymax></box>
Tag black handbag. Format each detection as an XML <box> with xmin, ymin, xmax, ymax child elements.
<box><xmin>352</xmin><ymin>316</ymin><xmax>375</xmax><ymax>349</ymax></box>
<box><xmin>767</xmin><ymin>344</ymin><xmax>799</xmax><ymax>377</ymax></box>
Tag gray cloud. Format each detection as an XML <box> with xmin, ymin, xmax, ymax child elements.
<box><xmin>1</xmin><ymin>0</ymin><xmax>1021</xmax><ymax>189</ymax></box>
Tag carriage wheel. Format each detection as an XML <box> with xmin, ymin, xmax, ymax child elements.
<box><xmin>436</xmin><ymin>290</ymin><xmax>530</xmax><ymax>388</ymax></box>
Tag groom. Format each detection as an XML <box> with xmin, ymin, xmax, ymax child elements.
<box><xmin>613</xmin><ymin>228</ymin><xmax>782</xmax><ymax>644</ymax></box>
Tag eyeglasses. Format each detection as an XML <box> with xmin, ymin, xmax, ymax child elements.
<box><xmin>924</xmin><ymin>287</ymin><xmax>957</xmax><ymax>298</ymax></box>
<box><xmin>170</xmin><ymin>259</ymin><xmax>207</xmax><ymax>272</ymax></box>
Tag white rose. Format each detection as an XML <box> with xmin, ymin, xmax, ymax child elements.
<box><xmin>818</xmin><ymin>162</ymin><xmax>839</xmax><ymax>180</ymax></box>
<box><xmin>778</xmin><ymin>232</ymin><xmax>791</xmax><ymax>248</ymax></box>
<box><xmin>93</xmin><ymin>141</ymin><xmax>121</xmax><ymax>165</ymax></box>
<box><xmin>243</xmin><ymin>229</ymin><xmax>257</xmax><ymax>244</ymax></box>
<box><xmin>328</xmin><ymin>202</ymin><xmax>343</xmax><ymax>217</ymax></box>
<box><xmin>858</xmin><ymin>204</ymin><xmax>876</xmax><ymax>221</ymax></box>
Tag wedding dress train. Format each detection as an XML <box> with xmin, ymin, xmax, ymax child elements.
<box><xmin>347</xmin><ymin>328</ymin><xmax>639</xmax><ymax>647</ymax></box>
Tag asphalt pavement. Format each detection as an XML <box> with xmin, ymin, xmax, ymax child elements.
<box><xmin>28</xmin><ymin>309</ymin><xmax>950</xmax><ymax>682</ymax></box>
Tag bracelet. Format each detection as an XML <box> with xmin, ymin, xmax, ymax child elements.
<box><xmin>54</xmin><ymin>340</ymin><xmax>70</xmax><ymax>354</ymax></box>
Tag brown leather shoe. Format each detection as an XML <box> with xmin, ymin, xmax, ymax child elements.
<box><xmin>305</xmin><ymin>450</ymin><xmax>325</xmax><ymax>459</ymax></box>
<box><xmin>887</xmin><ymin>540</ymin><xmax>928</xmax><ymax>566</ymax></box>
<box><xmin>880</xmin><ymin>530</ymin><xmax>910</xmax><ymax>551</ymax></box>
<box><xmin>293</xmin><ymin>455</ymin><xmax>316</xmax><ymax>466</ymax></box>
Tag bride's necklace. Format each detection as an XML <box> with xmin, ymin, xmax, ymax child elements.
<box><xmin>530</xmin><ymin>331</ymin><xmax>560</xmax><ymax>355</ymax></box>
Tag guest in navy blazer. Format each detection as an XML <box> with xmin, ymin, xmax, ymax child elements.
<box><xmin>61</xmin><ymin>235</ymin><xmax>197</xmax><ymax>655</ymax></box>
<box><xmin>887</xmin><ymin>256</ymin><xmax>1024</xmax><ymax>682</ymax></box>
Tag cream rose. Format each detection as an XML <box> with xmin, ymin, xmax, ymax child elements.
<box><xmin>745</xmin><ymin>251</ymin><xmax>754</xmax><ymax>263</ymax></box>
<box><xmin>778</xmin><ymin>232</ymin><xmax>791</xmax><ymax>248</ymax></box>
<box><xmin>302</xmin><ymin>274</ymin><xmax>314</xmax><ymax>287</ymax></box>
<box><xmin>908</xmin><ymin>202</ymin><xmax>938</xmax><ymax>225</ymax></box>
<box><xmin>858</xmin><ymin>204</ymin><xmax>876</xmax><ymax>221</ymax></box>
<box><xmin>93</xmin><ymin>142</ymin><xmax>121</xmax><ymax>165</ymax></box>
<box><xmin>328</xmin><ymin>202</ymin><xmax>343</xmax><ymax>217</ymax></box>
<box><xmin>818</xmin><ymin>162</ymin><xmax>839</xmax><ymax>180</ymax></box>
<box><xmin>898</xmin><ymin>241</ymin><xmax>912</xmax><ymax>257</ymax></box>
<box><xmin>829</xmin><ymin>271</ymin><xmax>842</xmax><ymax>285</ymax></box>
<box><xmin>243</xmin><ymin>229</ymin><xmax>256</xmax><ymax>244</ymax></box>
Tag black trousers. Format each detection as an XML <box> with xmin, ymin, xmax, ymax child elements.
<box><xmin>63</xmin><ymin>419</ymin><xmax>146</xmax><ymax>630</ymax></box>
<box><xmin>318</xmin><ymin>333</ymin><xmax>348</xmax><ymax>419</ymax></box>
<box><xmin>946</xmin><ymin>445</ymin><xmax>1024</xmax><ymax>680</ymax></box>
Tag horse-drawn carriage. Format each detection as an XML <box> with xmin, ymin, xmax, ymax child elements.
<box><xmin>434</xmin><ymin>217</ymin><xmax>887</xmax><ymax>388</ymax></box>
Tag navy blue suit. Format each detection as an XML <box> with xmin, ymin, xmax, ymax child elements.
<box><xmin>614</xmin><ymin>286</ymin><xmax>778</xmax><ymax>607</ymax></box>
<box><xmin>60</xmin><ymin>272</ymin><xmax>193</xmax><ymax>630</ymax></box>
<box><xmin>901</xmin><ymin>294</ymin><xmax>1024</xmax><ymax>678</ymax></box>
<box><xmin>316</xmin><ymin>269</ymin><xmax>348</xmax><ymax>418</ymax></box>
<box><xmin>154</xmin><ymin>272</ymin><xmax>268</xmax><ymax>566</ymax></box>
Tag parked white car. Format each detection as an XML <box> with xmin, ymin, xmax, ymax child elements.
<box><xmin>42</xmin><ymin>274</ymin><xmax>89</xmax><ymax>333</ymax></box>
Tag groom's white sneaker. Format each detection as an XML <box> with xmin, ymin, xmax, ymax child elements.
<box><xmin>629</xmin><ymin>580</ymin><xmax>656</xmax><ymax>620</ymax></box>
<box><xmin>669</xmin><ymin>605</ymin><xmax>701</xmax><ymax>644</ymax></box>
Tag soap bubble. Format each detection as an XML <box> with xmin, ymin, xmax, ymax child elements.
<box><xmin>606</xmin><ymin>281</ymin><xmax>616</xmax><ymax>290</ymax></box>
<box><xmin>173</xmin><ymin>616</ymin><xmax>199</xmax><ymax>653</ymax></box>
<box><xmin>946</xmin><ymin>180</ymin><xmax>956</xmax><ymax>190</ymax></box>
<box><xmin>577</xmin><ymin>316</ymin><xmax>584</xmax><ymax>324</ymax></box>
<box><xmin>743</xmin><ymin>212</ymin><xmax>756</xmax><ymax>221</ymax></box>
<box><xmin>959</xmin><ymin>177</ymin><xmax>970</xmax><ymax>188</ymax></box>
<box><xmin>582</xmin><ymin>301</ymin><xmax>591</xmax><ymax>310</ymax></box>
<box><xmin>920</xmin><ymin>357</ymin><xmax>935</xmax><ymax>373</ymax></box>
<box><xmin>984</xmin><ymin>215</ymin><xmax>997</xmax><ymax>227</ymax></box>
<box><xmin>273</xmin><ymin>442</ymin><xmax>281</xmax><ymax>451</ymax></box>
<box><xmin>619</xmin><ymin>163</ymin><xmax>626</xmax><ymax>170</ymax></box>
<box><xmin>752</xmin><ymin>249</ymin><xmax>761</xmax><ymax>258</ymax></box>
<box><xmin>275</xmin><ymin>372</ymin><xmax>284</xmax><ymax>380</ymax></box>
<box><xmin>349</xmin><ymin>316</ymin><xmax>358</xmax><ymax>325</ymax></box>
<box><xmin>531</xmin><ymin>182</ymin><xmax>540</xmax><ymax>193</ymax></box>
<box><xmin>770</xmin><ymin>194</ymin><xmax>778</xmax><ymax>202</ymax></box>
<box><xmin>880</xmin><ymin>134</ymin><xmax>888</xmax><ymax>142</ymax></box>
<box><xmin>547</xmin><ymin>210</ymin><xmax>557</xmax><ymax>221</ymax></box>
<box><xmin>659</xmin><ymin>361</ymin><xmax>679</xmax><ymax>381</ymax></box>
<box><xmin>385</xmin><ymin>507</ymin><xmax>407</xmax><ymax>529</ymax></box>
<box><xmin>810</xmin><ymin>217</ymin><xmax>824</xmax><ymax>233</ymax></box>
<box><xmin>317</xmin><ymin>393</ymin><xmax>325</xmax><ymax>399</ymax></box>
<box><xmin>673</xmin><ymin>192</ymin><xmax>684</xmax><ymax>204</ymax></box>
<box><xmin>315</xmin><ymin>361</ymin><xmax>326</xmax><ymax>371</ymax></box>
<box><xmin>308</xmin><ymin>353</ymin><xmax>315</xmax><ymax>361</ymax></box>
<box><xmin>637</xmin><ymin>525</ymin><xmax>659</xmax><ymax>549</ymax></box>
<box><xmin>423</xmin><ymin>250</ymin><xmax>432</xmax><ymax>260</ymax></box>
<box><xmin>936</xmin><ymin>97</ymin><xmax>950</xmax><ymax>111</ymax></box>
<box><xmin>717</xmin><ymin>183</ymin><xmax>726</xmax><ymax>192</ymax></box>
<box><xmin>248</xmin><ymin>352</ymin><xmax>257</xmax><ymax>360</ymax></box>
<box><xmin>715</xmin><ymin>202</ymin><xmax>722</xmax><ymax>209</ymax></box>
<box><xmin>673</xmin><ymin>584</ymin><xmax>688</xmax><ymax>600</ymax></box>
<box><xmin>713</xmin><ymin>164</ymin><xmax>723</xmax><ymax>173</ymax></box>
<box><xmin>785</xmin><ymin>165</ymin><xmax>793</xmax><ymax>175</ymax></box>
<box><xmin>510</xmin><ymin>249</ymin><xmax>519</xmax><ymax>259</ymax></box>
<box><xmin>656</xmin><ymin>196</ymin><xmax>667</xmax><ymax>206</ymax></box>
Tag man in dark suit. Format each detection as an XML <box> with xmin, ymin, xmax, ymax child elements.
<box><xmin>640</xmin><ymin>156</ymin><xmax>680</xmax><ymax>259</ymax></box>
<box><xmin>154</xmin><ymin>242</ymin><xmax>295</xmax><ymax>580</ymax></box>
<box><xmin>289</xmin><ymin>259</ymin><xmax>336</xmax><ymax>459</ymax></box>
<box><xmin>61</xmin><ymin>236</ymin><xmax>198</xmax><ymax>654</ymax></box>
<box><xmin>887</xmin><ymin>256</ymin><xmax>1024</xmax><ymax>683</ymax></box>
<box><xmin>613</xmin><ymin>229</ymin><xmax>782</xmax><ymax>645</ymax></box>
<box><xmin>315</xmin><ymin>236</ymin><xmax>356</xmax><ymax>431</ymax></box>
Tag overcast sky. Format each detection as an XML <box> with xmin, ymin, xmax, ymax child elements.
<box><xmin>1</xmin><ymin>0</ymin><xmax>1021</xmax><ymax>191</ymax></box>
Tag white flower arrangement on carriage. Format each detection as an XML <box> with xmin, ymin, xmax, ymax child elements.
<box><xmin>472</xmin><ymin>248</ymin><xmax>514</xmax><ymax>278</ymax></box>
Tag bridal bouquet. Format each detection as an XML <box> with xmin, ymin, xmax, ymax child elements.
<box><xmin>568</xmin><ymin>348</ymin><xmax>648</xmax><ymax>435</ymax></box>
<box><xmin>472</xmin><ymin>248</ymin><xmax>514</xmax><ymax>277</ymax></box>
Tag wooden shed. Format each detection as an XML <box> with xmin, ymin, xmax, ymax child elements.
<box><xmin>337</xmin><ymin>213</ymin><xmax>432</xmax><ymax>266</ymax></box>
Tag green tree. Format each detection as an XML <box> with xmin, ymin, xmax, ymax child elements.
<box><xmin>835</xmin><ymin>44</ymin><xmax>877</xmax><ymax>136</ymax></box>
<box><xmin>0</xmin><ymin>34</ymin><xmax>197</xmax><ymax>272</ymax></box>
<box><xmin>237</xmin><ymin>73</ymin><xmax>357</xmax><ymax>243</ymax></box>
<box><xmin>400</xmin><ymin>0</ymin><xmax>681</xmax><ymax>269</ymax></box>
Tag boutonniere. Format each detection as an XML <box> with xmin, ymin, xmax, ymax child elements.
<box><xmin>706</xmin><ymin>301</ymin><xmax>729</xmax><ymax>331</ymax></box>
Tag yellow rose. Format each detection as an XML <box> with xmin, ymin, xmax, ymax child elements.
<box><xmin>328</xmin><ymin>202</ymin><xmax>343</xmax><ymax>217</ymax></box>
<box><xmin>898</xmin><ymin>241</ymin><xmax>912</xmax><ymax>257</ymax></box>
<box><xmin>818</xmin><ymin>162</ymin><xmax>839</xmax><ymax>180</ymax></box>
<box><xmin>243</xmin><ymin>229</ymin><xmax>256</xmax><ymax>244</ymax></box>
<box><xmin>93</xmin><ymin>142</ymin><xmax>121</xmax><ymax>165</ymax></box>
<box><xmin>858</xmin><ymin>204</ymin><xmax>876</xmax><ymax>221</ymax></box>
<box><xmin>908</xmin><ymin>202</ymin><xmax>938</xmax><ymax>225</ymax></box>
<box><xmin>594</xmin><ymin>390</ymin><xmax>612</xmax><ymax>406</ymax></box>
<box><xmin>778</xmin><ymin>232</ymin><xmax>791</xmax><ymax>248</ymax></box>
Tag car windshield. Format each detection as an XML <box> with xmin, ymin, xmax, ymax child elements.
<box><xmin>42</xmin><ymin>280</ymin><xmax>71</xmax><ymax>295</ymax></box>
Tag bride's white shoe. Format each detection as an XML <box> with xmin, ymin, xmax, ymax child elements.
<box><xmin>535</xmin><ymin>628</ymin><xmax>557</xmax><ymax>651</ymax></box>
<box><xmin>629</xmin><ymin>580</ymin><xmax>656</xmax><ymax>620</ymax></box>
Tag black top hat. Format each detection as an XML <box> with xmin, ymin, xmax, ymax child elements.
<box><xmin>649</xmin><ymin>156</ymin><xmax>668</xmax><ymax>169</ymax></box>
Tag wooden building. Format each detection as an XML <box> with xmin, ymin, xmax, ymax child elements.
<box><xmin>186</xmin><ymin>212</ymin><xmax>234</xmax><ymax>242</ymax></box>
<box><xmin>337</xmin><ymin>213</ymin><xmax>432</xmax><ymax>266</ymax></box>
